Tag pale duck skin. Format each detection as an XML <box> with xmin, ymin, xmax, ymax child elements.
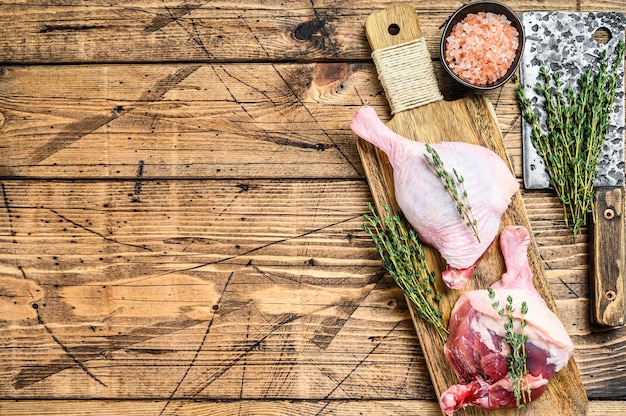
<box><xmin>350</xmin><ymin>105</ymin><xmax>519</xmax><ymax>289</ymax></box>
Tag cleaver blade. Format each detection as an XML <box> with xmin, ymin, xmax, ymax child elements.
<box><xmin>520</xmin><ymin>12</ymin><xmax>626</xmax><ymax>326</ymax></box>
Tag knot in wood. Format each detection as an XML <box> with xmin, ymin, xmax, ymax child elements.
<box><xmin>605</xmin><ymin>290</ymin><xmax>617</xmax><ymax>301</ymax></box>
<box><xmin>293</xmin><ymin>19</ymin><xmax>325</xmax><ymax>42</ymax></box>
<box><xmin>603</xmin><ymin>208</ymin><xmax>615</xmax><ymax>220</ymax></box>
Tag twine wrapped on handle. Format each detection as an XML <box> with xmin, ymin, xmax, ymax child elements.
<box><xmin>371</xmin><ymin>37</ymin><xmax>443</xmax><ymax>114</ymax></box>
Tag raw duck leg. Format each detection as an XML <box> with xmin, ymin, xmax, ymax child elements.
<box><xmin>440</xmin><ymin>225</ymin><xmax>574</xmax><ymax>414</ymax></box>
<box><xmin>351</xmin><ymin>105</ymin><xmax>519</xmax><ymax>289</ymax></box>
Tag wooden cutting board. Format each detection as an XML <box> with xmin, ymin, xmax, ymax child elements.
<box><xmin>356</xmin><ymin>5</ymin><xmax>588</xmax><ymax>415</ymax></box>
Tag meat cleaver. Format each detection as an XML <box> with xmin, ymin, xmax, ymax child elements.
<box><xmin>519</xmin><ymin>12</ymin><xmax>626</xmax><ymax>326</ymax></box>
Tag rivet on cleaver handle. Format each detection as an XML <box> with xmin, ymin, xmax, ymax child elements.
<box><xmin>591</xmin><ymin>187</ymin><xmax>626</xmax><ymax>326</ymax></box>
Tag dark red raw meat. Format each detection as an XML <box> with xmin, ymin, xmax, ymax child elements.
<box><xmin>440</xmin><ymin>226</ymin><xmax>574</xmax><ymax>414</ymax></box>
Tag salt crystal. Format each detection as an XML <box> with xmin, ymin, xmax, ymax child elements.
<box><xmin>444</xmin><ymin>11</ymin><xmax>519</xmax><ymax>86</ymax></box>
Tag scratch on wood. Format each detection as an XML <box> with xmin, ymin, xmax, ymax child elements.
<box><xmin>250</xmin><ymin>264</ymin><xmax>294</xmax><ymax>286</ymax></box>
<box><xmin>272</xmin><ymin>65</ymin><xmax>361</xmax><ymax>175</ymax></box>
<box><xmin>160</xmin><ymin>311</ymin><xmax>302</xmax><ymax>415</ymax></box>
<box><xmin>311</xmin><ymin>268</ymin><xmax>389</xmax><ymax>350</ymax></box>
<box><xmin>50</xmin><ymin>208</ymin><xmax>152</xmax><ymax>251</ymax></box>
<box><xmin>354</xmin><ymin>85</ymin><xmax>366</xmax><ymax>107</ymax></box>
<box><xmin>212</xmin><ymin>65</ymin><xmax>283</xmax><ymax>151</ymax></box>
<box><xmin>216</xmin><ymin>66</ymin><xmax>328</xmax><ymax>151</ymax></box>
<box><xmin>26</xmin><ymin>65</ymin><xmax>201</xmax><ymax>166</ymax></box>
<box><xmin>185</xmin><ymin>15</ymin><xmax>213</xmax><ymax>58</ymax></box>
<box><xmin>220</xmin><ymin>182</ymin><xmax>249</xmax><ymax>214</ymax></box>
<box><xmin>36</xmin><ymin>307</ymin><xmax>107</xmax><ymax>387</ymax></box>
<box><xmin>159</xmin><ymin>271</ymin><xmax>235</xmax><ymax>416</ymax></box>
<box><xmin>13</xmin><ymin>317</ymin><xmax>207</xmax><ymax>389</ymax></box>
<box><xmin>1</xmin><ymin>185</ymin><xmax>40</xmax><ymax>306</ymax></box>
<box><xmin>170</xmin><ymin>215</ymin><xmax>360</xmax><ymax>274</ymax></box>
<box><xmin>276</xmin><ymin>207</ymin><xmax>375</xmax><ymax>351</ymax></box>
<box><xmin>260</xmin><ymin>331</ymin><xmax>297</xmax><ymax>399</ymax></box>
<box><xmin>17</xmin><ymin>265</ymin><xmax>28</xmax><ymax>280</ymax></box>
<box><xmin>26</xmin><ymin>113</ymin><xmax>119</xmax><ymax>167</ymax></box>
<box><xmin>492</xmin><ymin>87</ymin><xmax>504</xmax><ymax>111</ymax></box>
<box><xmin>311</xmin><ymin>306</ymin><xmax>359</xmax><ymax>349</ymax></box>
<box><xmin>138</xmin><ymin>64</ymin><xmax>202</xmax><ymax>102</ymax></box>
<box><xmin>143</xmin><ymin>2</ymin><xmax>206</xmax><ymax>34</ymax></box>
<box><xmin>1</xmin><ymin>183</ymin><xmax>16</xmax><ymax>238</ymax></box>
<box><xmin>219</xmin><ymin>66</ymin><xmax>277</xmax><ymax>107</ymax></box>
<box><xmin>238</xmin><ymin>11</ymin><xmax>270</xmax><ymax>58</ymax></box>
<box><xmin>100</xmin><ymin>306</ymin><xmax>126</xmax><ymax>323</ymax></box>
<box><xmin>503</xmin><ymin>112</ymin><xmax>522</xmax><ymax>140</ymax></box>
<box><xmin>558</xmin><ymin>276</ymin><xmax>581</xmax><ymax>298</ymax></box>
<box><xmin>252</xmin><ymin>265</ymin><xmax>271</xmax><ymax>279</ymax></box>
<box><xmin>147</xmin><ymin>3</ymin><xmax>213</xmax><ymax>58</ymax></box>
<box><xmin>238</xmin><ymin>311</ymin><xmax>251</xmax><ymax>399</ymax></box>
<box><xmin>194</xmin><ymin>183</ymin><xmax>249</xmax><ymax>232</ymax></box>
<box><xmin>316</xmin><ymin>321</ymin><xmax>402</xmax><ymax>414</ymax></box>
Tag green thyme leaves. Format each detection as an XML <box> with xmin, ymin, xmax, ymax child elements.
<box><xmin>363</xmin><ymin>203</ymin><xmax>447</xmax><ymax>341</ymax></box>
<box><xmin>424</xmin><ymin>144</ymin><xmax>480</xmax><ymax>243</ymax></box>
<box><xmin>517</xmin><ymin>41</ymin><xmax>625</xmax><ymax>234</ymax></box>
<box><xmin>488</xmin><ymin>288</ymin><xmax>531</xmax><ymax>408</ymax></box>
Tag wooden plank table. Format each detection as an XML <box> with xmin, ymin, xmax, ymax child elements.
<box><xmin>0</xmin><ymin>1</ymin><xmax>624</xmax><ymax>415</ymax></box>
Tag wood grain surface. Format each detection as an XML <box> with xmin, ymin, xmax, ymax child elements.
<box><xmin>0</xmin><ymin>1</ymin><xmax>625</xmax><ymax>415</ymax></box>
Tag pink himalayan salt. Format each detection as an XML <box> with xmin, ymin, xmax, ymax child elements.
<box><xmin>445</xmin><ymin>11</ymin><xmax>519</xmax><ymax>86</ymax></box>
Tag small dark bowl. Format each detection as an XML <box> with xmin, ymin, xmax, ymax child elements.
<box><xmin>440</xmin><ymin>1</ymin><xmax>524</xmax><ymax>91</ymax></box>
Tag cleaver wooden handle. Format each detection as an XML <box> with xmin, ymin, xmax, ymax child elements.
<box><xmin>590</xmin><ymin>186</ymin><xmax>625</xmax><ymax>326</ymax></box>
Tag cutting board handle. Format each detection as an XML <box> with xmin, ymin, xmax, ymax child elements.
<box><xmin>365</xmin><ymin>4</ymin><xmax>424</xmax><ymax>50</ymax></box>
<box><xmin>365</xmin><ymin>4</ymin><xmax>443</xmax><ymax>114</ymax></box>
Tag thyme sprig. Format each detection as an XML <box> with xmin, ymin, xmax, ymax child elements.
<box><xmin>423</xmin><ymin>143</ymin><xmax>480</xmax><ymax>243</ymax></box>
<box><xmin>517</xmin><ymin>41</ymin><xmax>625</xmax><ymax>234</ymax></box>
<box><xmin>488</xmin><ymin>288</ymin><xmax>531</xmax><ymax>408</ymax></box>
<box><xmin>363</xmin><ymin>203</ymin><xmax>448</xmax><ymax>341</ymax></box>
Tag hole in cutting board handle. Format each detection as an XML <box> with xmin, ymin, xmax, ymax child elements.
<box><xmin>594</xmin><ymin>27</ymin><xmax>612</xmax><ymax>44</ymax></box>
<box><xmin>388</xmin><ymin>23</ymin><xmax>400</xmax><ymax>35</ymax></box>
